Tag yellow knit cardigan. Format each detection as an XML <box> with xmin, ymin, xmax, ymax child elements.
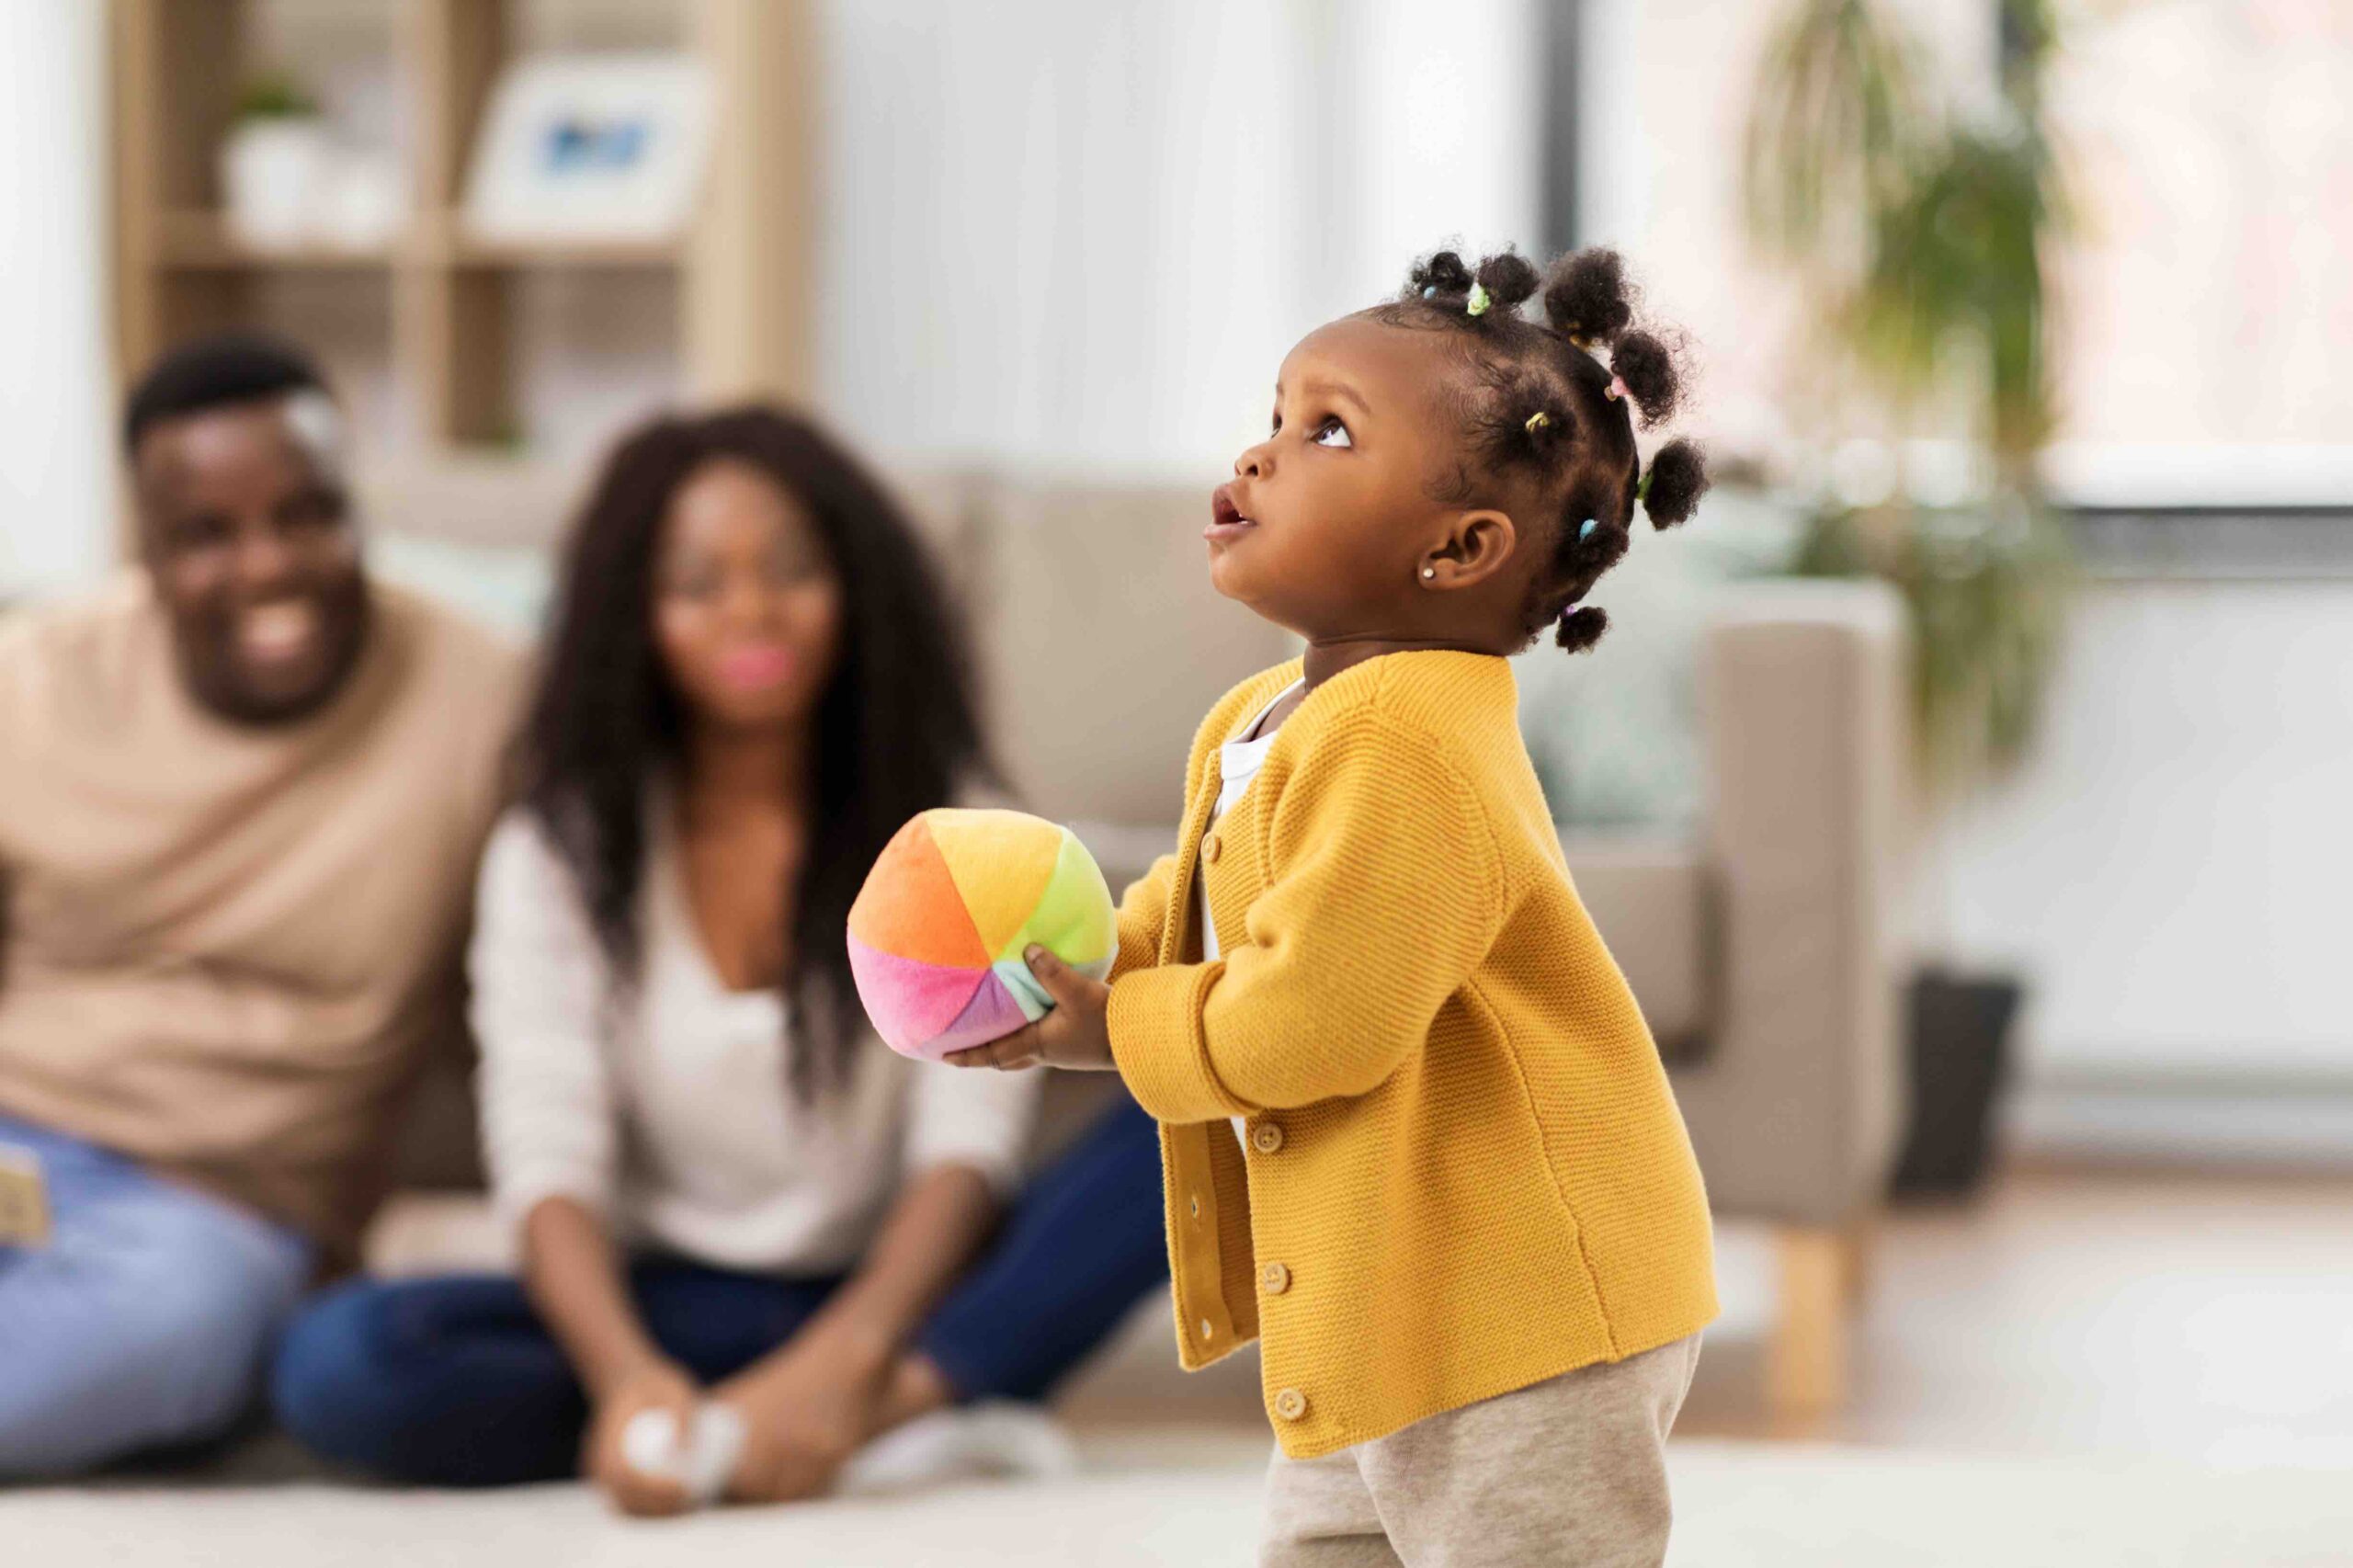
<box><xmin>1106</xmin><ymin>650</ymin><xmax>1718</xmax><ymax>1458</ymax></box>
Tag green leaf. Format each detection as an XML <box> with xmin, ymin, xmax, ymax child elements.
<box><xmin>234</xmin><ymin>69</ymin><xmax>321</xmax><ymax>123</ymax></box>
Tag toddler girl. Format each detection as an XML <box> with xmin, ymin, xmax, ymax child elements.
<box><xmin>950</xmin><ymin>247</ymin><xmax>1718</xmax><ymax>1567</ymax></box>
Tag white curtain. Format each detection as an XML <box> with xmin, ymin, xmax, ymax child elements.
<box><xmin>0</xmin><ymin>0</ymin><xmax>113</xmax><ymax>594</ymax></box>
<box><xmin>813</xmin><ymin>0</ymin><xmax>1540</xmax><ymax>483</ymax></box>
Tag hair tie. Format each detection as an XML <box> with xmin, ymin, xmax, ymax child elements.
<box><xmin>1635</xmin><ymin>469</ymin><xmax>1654</xmax><ymax>503</ymax></box>
<box><xmin>1465</xmin><ymin>282</ymin><xmax>1492</xmax><ymax>317</ymax></box>
<box><xmin>1421</xmin><ymin>285</ymin><xmax>1438</xmax><ymax>300</ymax></box>
<box><xmin>1577</xmin><ymin>517</ymin><xmax>1600</xmax><ymax>543</ymax></box>
<box><xmin>1605</xmin><ymin>374</ymin><xmax>1629</xmax><ymax>403</ymax></box>
<box><xmin>1525</xmin><ymin>411</ymin><xmax>1552</xmax><ymax>436</ymax></box>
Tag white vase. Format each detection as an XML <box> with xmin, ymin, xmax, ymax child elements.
<box><xmin>221</xmin><ymin>118</ymin><xmax>332</xmax><ymax>248</ymax></box>
<box><xmin>319</xmin><ymin>153</ymin><xmax>403</xmax><ymax>249</ymax></box>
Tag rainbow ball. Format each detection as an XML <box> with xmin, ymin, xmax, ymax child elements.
<box><xmin>847</xmin><ymin>808</ymin><xmax>1116</xmax><ymax>1062</ymax></box>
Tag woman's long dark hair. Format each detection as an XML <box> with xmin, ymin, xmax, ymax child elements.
<box><xmin>516</xmin><ymin>405</ymin><xmax>988</xmax><ymax>1098</ymax></box>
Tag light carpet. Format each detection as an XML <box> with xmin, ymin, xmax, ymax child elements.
<box><xmin>5</xmin><ymin>1439</ymin><xmax>2348</xmax><ymax>1566</ymax></box>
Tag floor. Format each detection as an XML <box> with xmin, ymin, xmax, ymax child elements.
<box><xmin>1065</xmin><ymin>1165</ymin><xmax>2353</xmax><ymax>1471</ymax></box>
<box><xmin>1688</xmin><ymin>1165</ymin><xmax>2353</xmax><ymax>1467</ymax></box>
<box><xmin>17</xmin><ymin>1438</ymin><xmax>2352</xmax><ymax>1568</ymax></box>
<box><xmin>15</xmin><ymin>1167</ymin><xmax>2353</xmax><ymax>1565</ymax></box>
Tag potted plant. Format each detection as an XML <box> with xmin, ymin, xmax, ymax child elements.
<box><xmin>1743</xmin><ymin>0</ymin><xmax>2075</xmax><ymax>1196</ymax></box>
<box><xmin>221</xmin><ymin>69</ymin><xmax>330</xmax><ymax>249</ymax></box>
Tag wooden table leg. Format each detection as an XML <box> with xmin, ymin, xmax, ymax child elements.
<box><xmin>1768</xmin><ymin>1224</ymin><xmax>1850</xmax><ymax>1431</ymax></box>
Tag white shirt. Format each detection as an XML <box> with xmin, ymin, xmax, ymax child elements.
<box><xmin>1196</xmin><ymin>679</ymin><xmax>1303</xmax><ymax>965</ymax></box>
<box><xmin>470</xmin><ymin>806</ymin><xmax>1038</xmax><ymax>1275</ymax></box>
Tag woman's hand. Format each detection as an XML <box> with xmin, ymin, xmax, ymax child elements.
<box><xmin>945</xmin><ymin>946</ymin><xmax>1114</xmax><ymax>1072</ymax></box>
<box><xmin>705</xmin><ymin>1165</ymin><xmax>997</xmax><ymax>1506</ymax></box>
<box><xmin>711</xmin><ymin>1321</ymin><xmax>893</xmax><ymax>1504</ymax></box>
<box><xmin>582</xmin><ymin>1358</ymin><xmax>701</xmax><ymax>1517</ymax></box>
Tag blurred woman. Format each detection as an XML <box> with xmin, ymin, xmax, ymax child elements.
<box><xmin>269</xmin><ymin>406</ymin><xmax>1166</xmax><ymax>1511</ymax></box>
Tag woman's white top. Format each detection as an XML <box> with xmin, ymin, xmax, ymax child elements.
<box><xmin>471</xmin><ymin>804</ymin><xmax>1039</xmax><ymax>1275</ymax></box>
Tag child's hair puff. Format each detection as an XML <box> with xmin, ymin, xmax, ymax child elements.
<box><xmin>1376</xmin><ymin>245</ymin><xmax>1710</xmax><ymax>653</ymax></box>
<box><xmin>1641</xmin><ymin>437</ymin><xmax>1709</xmax><ymax>527</ymax></box>
<box><xmin>1605</xmin><ymin>330</ymin><xmax>1685</xmax><ymax>428</ymax></box>
<box><xmin>1542</xmin><ymin>248</ymin><xmax>1636</xmax><ymax>347</ymax></box>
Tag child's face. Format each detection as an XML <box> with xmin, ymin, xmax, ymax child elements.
<box><xmin>1208</xmin><ymin>316</ymin><xmax>1516</xmax><ymax>642</ymax></box>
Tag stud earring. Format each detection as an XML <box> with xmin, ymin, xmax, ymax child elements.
<box><xmin>1422</xmin><ymin>567</ymin><xmax>1437</xmax><ymax>580</ymax></box>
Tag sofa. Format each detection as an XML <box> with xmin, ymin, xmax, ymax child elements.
<box><xmin>375</xmin><ymin>466</ymin><xmax>1909</xmax><ymax>1426</ymax></box>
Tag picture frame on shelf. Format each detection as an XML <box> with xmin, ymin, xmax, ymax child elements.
<box><xmin>462</xmin><ymin>52</ymin><xmax>714</xmax><ymax>245</ymax></box>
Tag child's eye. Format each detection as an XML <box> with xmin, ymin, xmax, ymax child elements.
<box><xmin>1312</xmin><ymin>417</ymin><xmax>1353</xmax><ymax>449</ymax></box>
<box><xmin>1269</xmin><ymin>409</ymin><xmax>1283</xmax><ymax>436</ymax></box>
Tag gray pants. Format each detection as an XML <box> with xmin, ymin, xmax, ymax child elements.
<box><xmin>1259</xmin><ymin>1335</ymin><xmax>1702</xmax><ymax>1568</ymax></box>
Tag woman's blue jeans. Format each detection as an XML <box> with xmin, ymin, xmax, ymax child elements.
<box><xmin>269</xmin><ymin>1096</ymin><xmax>1167</xmax><ymax>1486</ymax></box>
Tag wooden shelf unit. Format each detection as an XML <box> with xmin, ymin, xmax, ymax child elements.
<box><xmin>110</xmin><ymin>0</ymin><xmax>812</xmax><ymax>459</ymax></box>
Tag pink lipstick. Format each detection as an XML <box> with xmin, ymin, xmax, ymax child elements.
<box><xmin>718</xmin><ymin>644</ymin><xmax>796</xmax><ymax>690</ymax></box>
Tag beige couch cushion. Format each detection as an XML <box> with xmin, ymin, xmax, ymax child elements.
<box><xmin>1561</xmin><ymin>837</ymin><xmax>1710</xmax><ymax>1055</ymax></box>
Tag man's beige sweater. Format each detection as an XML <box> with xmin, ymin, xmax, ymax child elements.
<box><xmin>0</xmin><ymin>577</ymin><xmax>520</xmax><ymax>1258</ymax></box>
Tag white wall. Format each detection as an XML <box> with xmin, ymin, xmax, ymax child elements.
<box><xmin>1942</xmin><ymin>576</ymin><xmax>2353</xmax><ymax>1086</ymax></box>
<box><xmin>0</xmin><ymin>0</ymin><xmax>113</xmax><ymax>595</ymax></box>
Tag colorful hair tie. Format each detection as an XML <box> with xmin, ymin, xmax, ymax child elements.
<box><xmin>1577</xmin><ymin>517</ymin><xmax>1600</xmax><ymax>543</ymax></box>
<box><xmin>1525</xmin><ymin>411</ymin><xmax>1552</xmax><ymax>436</ymax></box>
<box><xmin>1605</xmin><ymin>374</ymin><xmax>1629</xmax><ymax>402</ymax></box>
<box><xmin>1422</xmin><ymin>284</ymin><xmax>1438</xmax><ymax>300</ymax></box>
<box><xmin>1465</xmin><ymin>282</ymin><xmax>1492</xmax><ymax>317</ymax></box>
<box><xmin>1635</xmin><ymin>469</ymin><xmax>1654</xmax><ymax>503</ymax></box>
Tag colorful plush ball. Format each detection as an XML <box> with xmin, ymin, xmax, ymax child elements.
<box><xmin>847</xmin><ymin>808</ymin><xmax>1116</xmax><ymax>1062</ymax></box>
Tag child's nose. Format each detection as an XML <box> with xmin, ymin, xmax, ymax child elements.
<box><xmin>1235</xmin><ymin>441</ymin><xmax>1273</xmax><ymax>479</ymax></box>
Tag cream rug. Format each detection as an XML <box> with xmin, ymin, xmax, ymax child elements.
<box><xmin>6</xmin><ymin>1439</ymin><xmax>2348</xmax><ymax>1566</ymax></box>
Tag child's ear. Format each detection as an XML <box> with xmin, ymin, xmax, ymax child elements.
<box><xmin>1418</xmin><ymin>508</ymin><xmax>1519</xmax><ymax>591</ymax></box>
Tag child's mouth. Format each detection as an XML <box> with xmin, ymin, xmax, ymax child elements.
<box><xmin>1206</xmin><ymin>484</ymin><xmax>1256</xmax><ymax>541</ymax></box>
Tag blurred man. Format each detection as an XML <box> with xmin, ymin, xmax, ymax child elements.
<box><xmin>0</xmin><ymin>335</ymin><xmax>522</xmax><ymax>1474</ymax></box>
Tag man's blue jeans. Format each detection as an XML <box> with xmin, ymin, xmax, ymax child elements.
<box><xmin>271</xmin><ymin>1096</ymin><xmax>1169</xmax><ymax>1486</ymax></box>
<box><xmin>0</xmin><ymin>1112</ymin><xmax>313</xmax><ymax>1476</ymax></box>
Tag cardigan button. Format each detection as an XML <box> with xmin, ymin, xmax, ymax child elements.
<box><xmin>1202</xmin><ymin>832</ymin><xmax>1223</xmax><ymax>864</ymax></box>
<box><xmin>1260</xmin><ymin>1261</ymin><xmax>1290</xmax><ymax>1295</ymax></box>
<box><xmin>1250</xmin><ymin>1121</ymin><xmax>1285</xmax><ymax>1154</ymax></box>
<box><xmin>1273</xmin><ymin>1388</ymin><xmax>1309</xmax><ymax>1422</ymax></box>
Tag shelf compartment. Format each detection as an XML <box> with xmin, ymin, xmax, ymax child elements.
<box><xmin>153</xmin><ymin>210</ymin><xmax>400</xmax><ymax>271</ymax></box>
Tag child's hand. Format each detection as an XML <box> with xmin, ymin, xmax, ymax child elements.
<box><xmin>945</xmin><ymin>946</ymin><xmax>1114</xmax><ymax>1072</ymax></box>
